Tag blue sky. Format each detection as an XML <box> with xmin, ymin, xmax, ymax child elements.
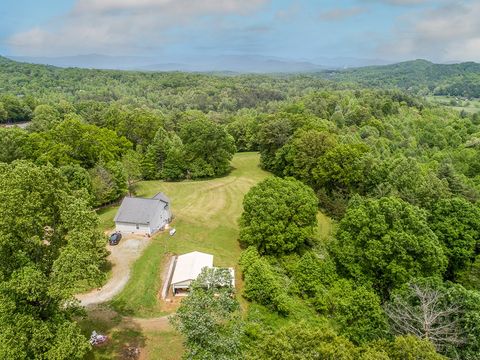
<box><xmin>1</xmin><ymin>0</ymin><xmax>479</xmax><ymax>62</ymax></box>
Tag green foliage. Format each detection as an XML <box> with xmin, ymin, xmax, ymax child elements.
<box><xmin>226</xmin><ymin>113</ymin><xmax>259</xmax><ymax>152</ymax></box>
<box><xmin>429</xmin><ymin>197</ymin><xmax>480</xmax><ymax>278</ymax></box>
<box><xmin>331</xmin><ymin>196</ymin><xmax>447</xmax><ymax>296</ymax></box>
<box><xmin>240</xmin><ymin>177</ymin><xmax>318</xmax><ymax>255</ymax></box>
<box><xmin>314</xmin><ymin>279</ymin><xmax>389</xmax><ymax>344</ymax></box>
<box><xmin>246</xmin><ymin>321</ymin><xmax>357</xmax><ymax>360</ymax></box>
<box><xmin>240</xmin><ymin>247</ymin><xmax>291</xmax><ymax>315</ymax></box>
<box><xmin>180</xmin><ymin>114</ymin><xmax>236</xmax><ymax>178</ymax></box>
<box><xmin>362</xmin><ymin>336</ymin><xmax>446</xmax><ymax>360</ymax></box>
<box><xmin>386</xmin><ymin>278</ymin><xmax>480</xmax><ymax>359</ymax></box>
<box><xmin>89</xmin><ymin>161</ymin><xmax>127</xmax><ymax>206</ymax></box>
<box><xmin>0</xmin><ymin>161</ymin><xmax>106</xmax><ymax>359</ymax></box>
<box><xmin>170</xmin><ymin>267</ymin><xmax>243</xmax><ymax>360</ymax></box>
<box><xmin>292</xmin><ymin>251</ymin><xmax>337</xmax><ymax>298</ymax></box>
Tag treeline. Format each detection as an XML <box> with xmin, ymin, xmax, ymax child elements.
<box><xmin>0</xmin><ymin>55</ymin><xmax>344</xmax><ymax>118</ymax></box>
<box><xmin>322</xmin><ymin>59</ymin><xmax>480</xmax><ymax>98</ymax></box>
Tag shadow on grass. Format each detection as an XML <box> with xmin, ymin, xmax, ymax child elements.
<box><xmin>78</xmin><ymin>306</ymin><xmax>147</xmax><ymax>360</ymax></box>
<box><xmin>108</xmin><ymin>298</ymin><xmax>137</xmax><ymax>317</ymax></box>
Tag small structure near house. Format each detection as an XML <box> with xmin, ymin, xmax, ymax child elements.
<box><xmin>170</xmin><ymin>251</ymin><xmax>235</xmax><ymax>295</ymax></box>
<box><xmin>114</xmin><ymin>192</ymin><xmax>172</xmax><ymax>236</ymax></box>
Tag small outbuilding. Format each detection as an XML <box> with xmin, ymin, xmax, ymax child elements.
<box><xmin>171</xmin><ymin>251</ymin><xmax>214</xmax><ymax>295</ymax></box>
<box><xmin>170</xmin><ymin>251</ymin><xmax>235</xmax><ymax>295</ymax></box>
<box><xmin>114</xmin><ymin>192</ymin><xmax>172</xmax><ymax>236</ymax></box>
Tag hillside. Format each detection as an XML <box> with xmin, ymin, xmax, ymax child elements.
<box><xmin>322</xmin><ymin>59</ymin><xmax>480</xmax><ymax>98</ymax></box>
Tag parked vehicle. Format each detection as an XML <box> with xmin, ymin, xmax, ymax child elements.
<box><xmin>169</xmin><ymin>228</ymin><xmax>176</xmax><ymax>236</ymax></box>
<box><xmin>109</xmin><ymin>232</ymin><xmax>122</xmax><ymax>245</ymax></box>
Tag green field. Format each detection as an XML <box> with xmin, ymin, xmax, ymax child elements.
<box><xmin>108</xmin><ymin>152</ymin><xmax>270</xmax><ymax>317</ymax></box>
<box><xmin>427</xmin><ymin>95</ymin><xmax>480</xmax><ymax>114</ymax></box>
<box><xmin>85</xmin><ymin>152</ymin><xmax>333</xmax><ymax>359</ymax></box>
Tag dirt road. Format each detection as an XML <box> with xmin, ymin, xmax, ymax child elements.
<box><xmin>76</xmin><ymin>235</ymin><xmax>151</xmax><ymax>306</ymax></box>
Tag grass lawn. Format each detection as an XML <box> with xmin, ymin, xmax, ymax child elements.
<box><xmin>109</xmin><ymin>152</ymin><xmax>270</xmax><ymax>317</ymax></box>
<box><xmin>427</xmin><ymin>95</ymin><xmax>480</xmax><ymax>114</ymax></box>
<box><xmin>85</xmin><ymin>152</ymin><xmax>334</xmax><ymax>360</ymax></box>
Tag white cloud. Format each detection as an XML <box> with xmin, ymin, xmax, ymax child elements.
<box><xmin>8</xmin><ymin>0</ymin><xmax>269</xmax><ymax>56</ymax></box>
<box><xmin>378</xmin><ymin>2</ymin><xmax>480</xmax><ymax>62</ymax></box>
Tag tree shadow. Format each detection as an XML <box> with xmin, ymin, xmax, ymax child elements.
<box><xmin>78</xmin><ymin>306</ymin><xmax>147</xmax><ymax>360</ymax></box>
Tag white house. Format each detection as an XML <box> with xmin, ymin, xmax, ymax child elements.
<box><xmin>114</xmin><ymin>192</ymin><xmax>172</xmax><ymax>235</ymax></box>
<box><xmin>170</xmin><ymin>251</ymin><xmax>235</xmax><ymax>295</ymax></box>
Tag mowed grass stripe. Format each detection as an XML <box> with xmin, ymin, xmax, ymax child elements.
<box><xmin>109</xmin><ymin>152</ymin><xmax>270</xmax><ymax>317</ymax></box>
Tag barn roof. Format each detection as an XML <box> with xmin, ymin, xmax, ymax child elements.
<box><xmin>114</xmin><ymin>194</ymin><xmax>169</xmax><ymax>225</ymax></box>
<box><xmin>171</xmin><ymin>251</ymin><xmax>214</xmax><ymax>285</ymax></box>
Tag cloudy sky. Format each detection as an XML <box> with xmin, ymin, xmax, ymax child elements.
<box><xmin>0</xmin><ymin>0</ymin><xmax>479</xmax><ymax>63</ymax></box>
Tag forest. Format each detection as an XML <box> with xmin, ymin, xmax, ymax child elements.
<box><xmin>1</xmin><ymin>56</ymin><xmax>480</xmax><ymax>359</ymax></box>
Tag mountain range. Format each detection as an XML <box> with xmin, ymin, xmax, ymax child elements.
<box><xmin>7</xmin><ymin>54</ymin><xmax>394</xmax><ymax>73</ymax></box>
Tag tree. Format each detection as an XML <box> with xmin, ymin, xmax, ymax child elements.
<box><xmin>226</xmin><ymin>114</ymin><xmax>259</xmax><ymax>152</ymax></box>
<box><xmin>331</xmin><ymin>196</ymin><xmax>447</xmax><ymax>296</ymax></box>
<box><xmin>429</xmin><ymin>197</ymin><xmax>480</xmax><ymax>279</ymax></box>
<box><xmin>240</xmin><ymin>247</ymin><xmax>291</xmax><ymax>315</ymax></box>
<box><xmin>170</xmin><ymin>268</ymin><xmax>243</xmax><ymax>360</ymax></box>
<box><xmin>314</xmin><ymin>279</ymin><xmax>389</xmax><ymax>344</ymax></box>
<box><xmin>292</xmin><ymin>251</ymin><xmax>337</xmax><ymax>298</ymax></box>
<box><xmin>384</xmin><ymin>278</ymin><xmax>480</xmax><ymax>358</ymax></box>
<box><xmin>89</xmin><ymin>161</ymin><xmax>127</xmax><ymax>206</ymax></box>
<box><xmin>312</xmin><ymin>143</ymin><xmax>370</xmax><ymax>195</ymax></box>
<box><xmin>122</xmin><ymin>150</ymin><xmax>143</xmax><ymax>195</ymax></box>
<box><xmin>0</xmin><ymin>101</ymin><xmax>7</xmax><ymax>123</ymax></box>
<box><xmin>29</xmin><ymin>104</ymin><xmax>61</xmax><ymax>132</ymax></box>
<box><xmin>361</xmin><ymin>336</ymin><xmax>446</xmax><ymax>360</ymax></box>
<box><xmin>240</xmin><ymin>177</ymin><xmax>318</xmax><ymax>255</ymax></box>
<box><xmin>0</xmin><ymin>127</ymin><xmax>34</xmax><ymax>163</ymax></box>
<box><xmin>180</xmin><ymin>115</ymin><xmax>236</xmax><ymax>179</ymax></box>
<box><xmin>274</xmin><ymin>129</ymin><xmax>337</xmax><ymax>186</ymax></box>
<box><xmin>247</xmin><ymin>321</ymin><xmax>357</xmax><ymax>360</ymax></box>
<box><xmin>0</xmin><ymin>161</ymin><xmax>107</xmax><ymax>359</ymax></box>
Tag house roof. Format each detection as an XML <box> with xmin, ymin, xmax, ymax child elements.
<box><xmin>114</xmin><ymin>194</ymin><xmax>169</xmax><ymax>225</ymax></box>
<box><xmin>171</xmin><ymin>251</ymin><xmax>214</xmax><ymax>285</ymax></box>
<box><xmin>153</xmin><ymin>192</ymin><xmax>170</xmax><ymax>204</ymax></box>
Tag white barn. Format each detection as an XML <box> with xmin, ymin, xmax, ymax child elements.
<box><xmin>170</xmin><ymin>251</ymin><xmax>235</xmax><ymax>295</ymax></box>
<box><xmin>114</xmin><ymin>192</ymin><xmax>172</xmax><ymax>236</ymax></box>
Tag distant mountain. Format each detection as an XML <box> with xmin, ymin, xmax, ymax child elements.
<box><xmin>6</xmin><ymin>53</ymin><xmax>393</xmax><ymax>73</ymax></box>
<box><xmin>312</xmin><ymin>56</ymin><xmax>393</xmax><ymax>69</ymax></box>
<box><xmin>7</xmin><ymin>54</ymin><xmax>329</xmax><ymax>73</ymax></box>
<box><xmin>8</xmin><ymin>54</ymin><xmax>156</xmax><ymax>70</ymax></box>
<box><xmin>138</xmin><ymin>55</ymin><xmax>329</xmax><ymax>73</ymax></box>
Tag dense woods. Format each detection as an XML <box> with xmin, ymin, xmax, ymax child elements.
<box><xmin>1</xmin><ymin>56</ymin><xmax>480</xmax><ymax>359</ymax></box>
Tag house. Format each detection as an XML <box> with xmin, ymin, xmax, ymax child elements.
<box><xmin>170</xmin><ymin>251</ymin><xmax>235</xmax><ymax>295</ymax></box>
<box><xmin>114</xmin><ymin>192</ymin><xmax>172</xmax><ymax>235</ymax></box>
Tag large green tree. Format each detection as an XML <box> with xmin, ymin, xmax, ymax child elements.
<box><xmin>429</xmin><ymin>197</ymin><xmax>480</xmax><ymax>279</ymax></box>
<box><xmin>331</xmin><ymin>196</ymin><xmax>447</xmax><ymax>296</ymax></box>
<box><xmin>0</xmin><ymin>161</ymin><xmax>107</xmax><ymax>359</ymax></box>
<box><xmin>170</xmin><ymin>268</ymin><xmax>242</xmax><ymax>360</ymax></box>
<box><xmin>179</xmin><ymin>114</ymin><xmax>236</xmax><ymax>178</ymax></box>
<box><xmin>240</xmin><ymin>177</ymin><xmax>318</xmax><ymax>255</ymax></box>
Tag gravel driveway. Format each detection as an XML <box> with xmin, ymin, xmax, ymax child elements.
<box><xmin>76</xmin><ymin>234</ymin><xmax>151</xmax><ymax>307</ymax></box>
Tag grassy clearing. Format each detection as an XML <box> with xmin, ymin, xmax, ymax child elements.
<box><xmin>88</xmin><ymin>152</ymin><xmax>334</xmax><ymax>359</ymax></box>
<box><xmin>109</xmin><ymin>152</ymin><xmax>270</xmax><ymax>317</ymax></box>
<box><xmin>427</xmin><ymin>95</ymin><xmax>480</xmax><ymax>114</ymax></box>
<box><xmin>78</xmin><ymin>307</ymin><xmax>146</xmax><ymax>360</ymax></box>
<box><xmin>141</xmin><ymin>331</ymin><xmax>184</xmax><ymax>360</ymax></box>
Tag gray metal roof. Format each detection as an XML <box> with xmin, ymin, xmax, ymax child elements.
<box><xmin>153</xmin><ymin>192</ymin><xmax>170</xmax><ymax>204</ymax></box>
<box><xmin>114</xmin><ymin>195</ymin><xmax>168</xmax><ymax>225</ymax></box>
